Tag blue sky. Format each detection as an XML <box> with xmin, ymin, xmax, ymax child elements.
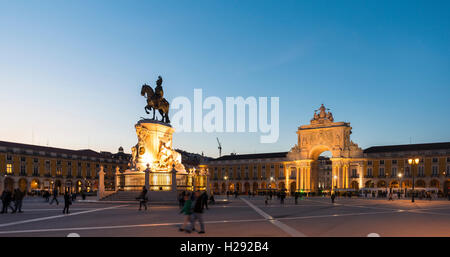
<box><xmin>1</xmin><ymin>0</ymin><xmax>449</xmax><ymax>157</ymax></box>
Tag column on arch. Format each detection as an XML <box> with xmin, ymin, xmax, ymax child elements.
<box><xmin>331</xmin><ymin>159</ymin><xmax>342</xmax><ymax>190</ymax></box>
<box><xmin>286</xmin><ymin>166</ymin><xmax>291</xmax><ymax>193</ymax></box>
<box><xmin>342</xmin><ymin>165</ymin><xmax>347</xmax><ymax>189</ymax></box>
<box><xmin>343</xmin><ymin>162</ymin><xmax>351</xmax><ymax>189</ymax></box>
<box><xmin>305</xmin><ymin>166</ymin><xmax>311</xmax><ymax>191</ymax></box>
<box><xmin>295</xmin><ymin>166</ymin><xmax>300</xmax><ymax>191</ymax></box>
<box><xmin>300</xmin><ymin>167</ymin><xmax>305</xmax><ymax>190</ymax></box>
<box><xmin>358</xmin><ymin>163</ymin><xmax>364</xmax><ymax>189</ymax></box>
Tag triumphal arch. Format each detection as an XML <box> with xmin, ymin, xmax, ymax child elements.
<box><xmin>286</xmin><ymin>104</ymin><xmax>364</xmax><ymax>192</ymax></box>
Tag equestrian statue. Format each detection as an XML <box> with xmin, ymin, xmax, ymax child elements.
<box><xmin>140</xmin><ymin>76</ymin><xmax>170</xmax><ymax>123</ymax></box>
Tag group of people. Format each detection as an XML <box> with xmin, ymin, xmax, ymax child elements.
<box><xmin>225</xmin><ymin>190</ymin><xmax>240</xmax><ymax>199</ymax></box>
<box><xmin>1</xmin><ymin>187</ymin><xmax>75</xmax><ymax>215</ymax></box>
<box><xmin>178</xmin><ymin>191</ymin><xmax>209</xmax><ymax>234</ymax></box>
<box><xmin>45</xmin><ymin>188</ymin><xmax>73</xmax><ymax>214</ymax></box>
<box><xmin>1</xmin><ymin>188</ymin><xmax>25</xmax><ymax>214</ymax></box>
<box><xmin>264</xmin><ymin>190</ymin><xmax>287</xmax><ymax>206</ymax></box>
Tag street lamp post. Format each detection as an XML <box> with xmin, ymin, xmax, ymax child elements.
<box><xmin>408</xmin><ymin>158</ymin><xmax>420</xmax><ymax>203</ymax></box>
<box><xmin>224</xmin><ymin>175</ymin><xmax>228</xmax><ymax>196</ymax></box>
<box><xmin>398</xmin><ymin>173</ymin><xmax>402</xmax><ymax>199</ymax></box>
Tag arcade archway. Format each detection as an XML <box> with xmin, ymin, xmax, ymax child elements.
<box><xmin>18</xmin><ymin>178</ymin><xmax>28</xmax><ymax>192</ymax></box>
<box><xmin>290</xmin><ymin>182</ymin><xmax>296</xmax><ymax>193</ymax></box>
<box><xmin>30</xmin><ymin>179</ymin><xmax>40</xmax><ymax>190</ymax></box>
<box><xmin>4</xmin><ymin>178</ymin><xmax>14</xmax><ymax>192</ymax></box>
<box><xmin>444</xmin><ymin>180</ymin><xmax>450</xmax><ymax>195</ymax></box>
<box><xmin>221</xmin><ymin>182</ymin><xmax>226</xmax><ymax>194</ymax></box>
<box><xmin>252</xmin><ymin>182</ymin><xmax>258</xmax><ymax>193</ymax></box>
<box><xmin>351</xmin><ymin>181</ymin><xmax>359</xmax><ymax>190</ymax></box>
<box><xmin>244</xmin><ymin>182</ymin><xmax>250</xmax><ymax>194</ymax></box>
<box><xmin>261</xmin><ymin>182</ymin><xmax>267</xmax><ymax>190</ymax></box>
<box><xmin>365</xmin><ymin>180</ymin><xmax>374</xmax><ymax>188</ymax></box>
<box><xmin>389</xmin><ymin>180</ymin><xmax>399</xmax><ymax>188</ymax></box>
<box><xmin>415</xmin><ymin>180</ymin><xmax>426</xmax><ymax>188</ymax></box>
<box><xmin>430</xmin><ymin>180</ymin><xmax>439</xmax><ymax>188</ymax></box>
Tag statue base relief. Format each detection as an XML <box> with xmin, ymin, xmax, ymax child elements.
<box><xmin>117</xmin><ymin>119</ymin><xmax>189</xmax><ymax>202</ymax></box>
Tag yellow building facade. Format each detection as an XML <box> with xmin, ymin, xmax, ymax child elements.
<box><xmin>200</xmin><ymin>105</ymin><xmax>450</xmax><ymax>196</ymax></box>
<box><xmin>0</xmin><ymin>141</ymin><xmax>129</xmax><ymax>194</ymax></box>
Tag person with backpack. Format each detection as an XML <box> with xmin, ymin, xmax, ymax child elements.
<box><xmin>12</xmin><ymin>188</ymin><xmax>25</xmax><ymax>213</ymax></box>
<box><xmin>179</xmin><ymin>193</ymin><xmax>193</xmax><ymax>233</ymax></box>
<box><xmin>201</xmin><ymin>191</ymin><xmax>208</xmax><ymax>210</ymax></box>
<box><xmin>208</xmin><ymin>193</ymin><xmax>215</xmax><ymax>205</ymax></box>
<box><xmin>138</xmin><ymin>186</ymin><xmax>148</xmax><ymax>211</ymax></box>
<box><xmin>63</xmin><ymin>190</ymin><xmax>72</xmax><ymax>214</ymax></box>
<box><xmin>1</xmin><ymin>189</ymin><xmax>13</xmax><ymax>214</ymax></box>
<box><xmin>49</xmin><ymin>188</ymin><xmax>59</xmax><ymax>205</ymax></box>
<box><xmin>190</xmin><ymin>191</ymin><xmax>205</xmax><ymax>234</ymax></box>
<box><xmin>179</xmin><ymin>191</ymin><xmax>186</xmax><ymax>209</ymax></box>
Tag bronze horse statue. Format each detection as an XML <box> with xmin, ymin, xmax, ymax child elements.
<box><xmin>141</xmin><ymin>77</ymin><xmax>170</xmax><ymax>123</ymax></box>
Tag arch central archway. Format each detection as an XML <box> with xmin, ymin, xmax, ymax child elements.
<box><xmin>309</xmin><ymin>145</ymin><xmax>333</xmax><ymax>160</ymax></box>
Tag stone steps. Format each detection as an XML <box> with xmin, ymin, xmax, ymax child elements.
<box><xmin>101</xmin><ymin>191</ymin><xmax>141</xmax><ymax>201</ymax></box>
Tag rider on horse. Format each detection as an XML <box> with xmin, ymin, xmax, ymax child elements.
<box><xmin>152</xmin><ymin>76</ymin><xmax>164</xmax><ymax>109</ymax></box>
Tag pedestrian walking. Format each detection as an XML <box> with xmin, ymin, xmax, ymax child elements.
<box><xmin>280</xmin><ymin>190</ymin><xmax>286</xmax><ymax>205</ymax></box>
<box><xmin>179</xmin><ymin>191</ymin><xmax>186</xmax><ymax>209</ymax></box>
<box><xmin>190</xmin><ymin>191</ymin><xmax>205</xmax><ymax>234</ymax></box>
<box><xmin>138</xmin><ymin>186</ymin><xmax>148</xmax><ymax>211</ymax></box>
<box><xmin>179</xmin><ymin>193</ymin><xmax>192</xmax><ymax>233</ymax></box>
<box><xmin>12</xmin><ymin>188</ymin><xmax>24</xmax><ymax>213</ymax></box>
<box><xmin>1</xmin><ymin>189</ymin><xmax>13</xmax><ymax>214</ymax></box>
<box><xmin>63</xmin><ymin>190</ymin><xmax>72</xmax><ymax>214</ymax></box>
<box><xmin>294</xmin><ymin>192</ymin><xmax>299</xmax><ymax>205</ymax></box>
<box><xmin>44</xmin><ymin>191</ymin><xmax>50</xmax><ymax>202</ymax></box>
<box><xmin>265</xmin><ymin>195</ymin><xmax>269</xmax><ymax>206</ymax></box>
<box><xmin>201</xmin><ymin>191</ymin><xmax>208</xmax><ymax>210</ymax></box>
<box><xmin>49</xmin><ymin>188</ymin><xmax>59</xmax><ymax>205</ymax></box>
<box><xmin>388</xmin><ymin>193</ymin><xmax>393</xmax><ymax>201</ymax></box>
<box><xmin>331</xmin><ymin>193</ymin><xmax>336</xmax><ymax>204</ymax></box>
<box><xmin>208</xmin><ymin>193</ymin><xmax>215</xmax><ymax>205</ymax></box>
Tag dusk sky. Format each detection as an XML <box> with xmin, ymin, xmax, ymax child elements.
<box><xmin>1</xmin><ymin>0</ymin><xmax>449</xmax><ymax>158</ymax></box>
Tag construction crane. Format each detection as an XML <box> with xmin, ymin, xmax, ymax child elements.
<box><xmin>216</xmin><ymin>137</ymin><xmax>222</xmax><ymax>157</ymax></box>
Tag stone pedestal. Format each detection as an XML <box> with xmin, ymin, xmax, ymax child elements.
<box><xmin>97</xmin><ymin>166</ymin><xmax>105</xmax><ymax>200</ymax></box>
<box><xmin>133</xmin><ymin>120</ymin><xmax>181</xmax><ymax>172</ymax></box>
<box><xmin>118</xmin><ymin>119</ymin><xmax>187</xmax><ymax>203</ymax></box>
